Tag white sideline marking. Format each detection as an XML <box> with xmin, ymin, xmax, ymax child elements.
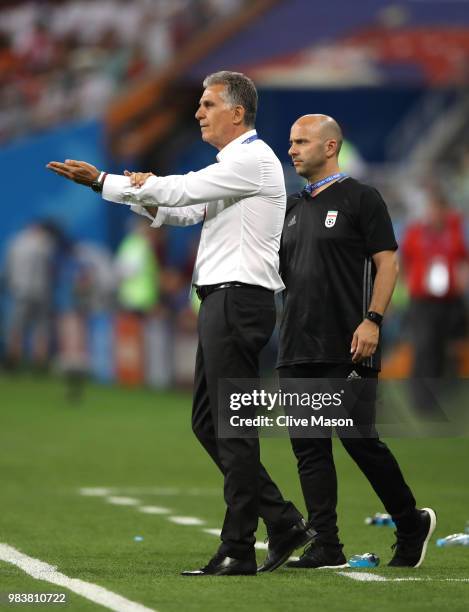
<box><xmin>168</xmin><ymin>516</ymin><xmax>205</xmax><ymax>526</ymax></box>
<box><xmin>139</xmin><ymin>506</ymin><xmax>171</xmax><ymax>515</ymax></box>
<box><xmin>0</xmin><ymin>543</ymin><xmax>155</xmax><ymax>612</ymax></box>
<box><xmin>78</xmin><ymin>486</ymin><xmax>277</xmax><ymax>551</ymax></box>
<box><xmin>79</xmin><ymin>488</ymin><xmax>112</xmax><ymax>496</ymax></box>
<box><xmin>203</xmin><ymin>528</ymin><xmax>222</xmax><ymax>536</ymax></box>
<box><xmin>106</xmin><ymin>497</ymin><xmax>140</xmax><ymax>506</ymax></box>
<box><xmin>80</xmin><ymin>487</ymin><xmax>219</xmax><ymax>497</ymax></box>
<box><xmin>339</xmin><ymin>572</ymin><xmax>388</xmax><ymax>582</ymax></box>
<box><xmin>338</xmin><ymin>572</ymin><xmax>469</xmax><ymax>583</ymax></box>
<box><xmin>391</xmin><ymin>577</ymin><xmax>469</xmax><ymax>582</ymax></box>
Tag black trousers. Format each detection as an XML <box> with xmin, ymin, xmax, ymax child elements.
<box><xmin>192</xmin><ymin>286</ymin><xmax>301</xmax><ymax>559</ymax></box>
<box><xmin>279</xmin><ymin>363</ymin><xmax>417</xmax><ymax>547</ymax></box>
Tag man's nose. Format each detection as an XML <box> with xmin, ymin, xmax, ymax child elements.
<box><xmin>195</xmin><ymin>107</ymin><xmax>203</xmax><ymax>120</ymax></box>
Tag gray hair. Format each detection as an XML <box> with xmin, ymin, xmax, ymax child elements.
<box><xmin>203</xmin><ymin>71</ymin><xmax>257</xmax><ymax>127</ymax></box>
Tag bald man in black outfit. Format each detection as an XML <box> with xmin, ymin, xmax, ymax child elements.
<box><xmin>278</xmin><ymin>114</ymin><xmax>436</xmax><ymax>569</ymax></box>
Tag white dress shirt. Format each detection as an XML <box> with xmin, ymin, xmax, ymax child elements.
<box><xmin>102</xmin><ymin>129</ymin><xmax>286</xmax><ymax>291</ymax></box>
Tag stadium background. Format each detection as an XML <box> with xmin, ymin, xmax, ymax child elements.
<box><xmin>1</xmin><ymin>1</ymin><xmax>468</xmax><ymax>610</ymax></box>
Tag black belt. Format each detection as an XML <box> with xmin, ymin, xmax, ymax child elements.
<box><xmin>194</xmin><ymin>282</ymin><xmax>272</xmax><ymax>301</ymax></box>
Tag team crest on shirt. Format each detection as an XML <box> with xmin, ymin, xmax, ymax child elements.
<box><xmin>325</xmin><ymin>210</ymin><xmax>338</xmax><ymax>228</ymax></box>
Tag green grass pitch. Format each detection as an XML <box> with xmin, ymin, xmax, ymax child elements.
<box><xmin>0</xmin><ymin>373</ymin><xmax>468</xmax><ymax>611</ymax></box>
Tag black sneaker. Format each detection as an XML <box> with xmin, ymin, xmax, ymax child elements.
<box><xmin>286</xmin><ymin>543</ymin><xmax>348</xmax><ymax>569</ymax></box>
<box><xmin>388</xmin><ymin>507</ymin><xmax>437</xmax><ymax>568</ymax></box>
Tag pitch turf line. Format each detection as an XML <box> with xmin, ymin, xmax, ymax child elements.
<box><xmin>0</xmin><ymin>543</ymin><xmax>156</xmax><ymax>612</ymax></box>
<box><xmin>106</xmin><ymin>496</ymin><xmax>141</xmax><ymax>506</ymax></box>
<box><xmin>138</xmin><ymin>506</ymin><xmax>172</xmax><ymax>515</ymax></box>
<box><xmin>79</xmin><ymin>486</ymin><xmax>271</xmax><ymax>550</ymax></box>
<box><xmin>168</xmin><ymin>516</ymin><xmax>205</xmax><ymax>526</ymax></box>
<box><xmin>339</xmin><ymin>572</ymin><xmax>388</xmax><ymax>581</ymax></box>
<box><xmin>79</xmin><ymin>487</ymin><xmax>219</xmax><ymax>497</ymax></box>
<box><xmin>339</xmin><ymin>572</ymin><xmax>469</xmax><ymax>582</ymax></box>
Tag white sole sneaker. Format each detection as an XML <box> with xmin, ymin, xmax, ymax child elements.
<box><xmin>316</xmin><ymin>563</ymin><xmax>350</xmax><ymax>569</ymax></box>
<box><xmin>415</xmin><ymin>507</ymin><xmax>437</xmax><ymax>568</ymax></box>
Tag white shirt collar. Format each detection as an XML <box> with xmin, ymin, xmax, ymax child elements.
<box><xmin>216</xmin><ymin>129</ymin><xmax>257</xmax><ymax>162</ymax></box>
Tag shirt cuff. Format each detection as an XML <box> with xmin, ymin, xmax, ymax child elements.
<box><xmin>102</xmin><ymin>174</ymin><xmax>162</xmax><ymax>208</ymax></box>
<box><xmin>102</xmin><ymin>174</ymin><xmax>131</xmax><ymax>204</ymax></box>
<box><xmin>150</xmin><ymin>209</ymin><xmax>167</xmax><ymax>228</ymax></box>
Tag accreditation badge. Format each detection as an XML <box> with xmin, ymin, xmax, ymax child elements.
<box><xmin>325</xmin><ymin>210</ymin><xmax>338</xmax><ymax>228</ymax></box>
<box><xmin>426</xmin><ymin>256</ymin><xmax>449</xmax><ymax>296</ymax></box>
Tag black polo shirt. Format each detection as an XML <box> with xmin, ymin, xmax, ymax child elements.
<box><xmin>278</xmin><ymin>177</ymin><xmax>398</xmax><ymax>371</ymax></box>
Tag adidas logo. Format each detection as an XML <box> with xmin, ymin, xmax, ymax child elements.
<box><xmin>288</xmin><ymin>215</ymin><xmax>296</xmax><ymax>227</ymax></box>
<box><xmin>347</xmin><ymin>370</ymin><xmax>361</xmax><ymax>381</ymax></box>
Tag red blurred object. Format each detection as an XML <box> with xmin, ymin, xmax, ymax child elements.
<box><xmin>348</xmin><ymin>27</ymin><xmax>469</xmax><ymax>84</ymax></box>
<box><xmin>402</xmin><ymin>211</ymin><xmax>468</xmax><ymax>299</ymax></box>
<box><xmin>114</xmin><ymin>313</ymin><xmax>145</xmax><ymax>387</ymax></box>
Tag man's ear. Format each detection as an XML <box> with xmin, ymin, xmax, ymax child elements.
<box><xmin>325</xmin><ymin>139</ymin><xmax>338</xmax><ymax>159</ymax></box>
<box><xmin>232</xmin><ymin>105</ymin><xmax>245</xmax><ymax>126</ymax></box>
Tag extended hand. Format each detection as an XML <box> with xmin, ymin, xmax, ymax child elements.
<box><xmin>47</xmin><ymin>160</ymin><xmax>100</xmax><ymax>186</ymax></box>
<box><xmin>350</xmin><ymin>319</ymin><xmax>380</xmax><ymax>363</ymax></box>
<box><xmin>124</xmin><ymin>170</ymin><xmax>154</xmax><ymax>188</ymax></box>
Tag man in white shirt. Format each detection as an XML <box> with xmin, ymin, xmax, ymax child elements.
<box><xmin>47</xmin><ymin>71</ymin><xmax>314</xmax><ymax>576</ymax></box>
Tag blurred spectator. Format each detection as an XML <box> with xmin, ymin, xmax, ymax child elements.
<box><xmin>0</xmin><ymin>31</ymin><xmax>19</xmax><ymax>85</ymax></box>
<box><xmin>54</xmin><ymin>236</ymin><xmax>97</xmax><ymax>402</ymax></box>
<box><xmin>0</xmin><ymin>0</ymin><xmax>246</xmax><ymax>143</ymax></box>
<box><xmin>4</xmin><ymin>221</ymin><xmax>59</xmax><ymax>369</ymax></box>
<box><xmin>159</xmin><ymin>267</ymin><xmax>188</xmax><ymax>314</ymax></box>
<box><xmin>141</xmin><ymin>8</ymin><xmax>173</xmax><ymax>69</ymax></box>
<box><xmin>74</xmin><ymin>242</ymin><xmax>115</xmax><ymax>313</ymax></box>
<box><xmin>451</xmin><ymin>145</ymin><xmax>469</xmax><ymax>212</ymax></box>
<box><xmin>401</xmin><ymin>183</ymin><xmax>469</xmax><ymax>413</ymax></box>
<box><xmin>114</xmin><ymin>218</ymin><xmax>160</xmax><ymax>314</ymax></box>
<box><xmin>16</xmin><ymin>21</ymin><xmax>58</xmax><ymax>73</ymax></box>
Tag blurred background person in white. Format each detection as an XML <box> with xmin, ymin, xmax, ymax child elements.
<box><xmin>4</xmin><ymin>221</ymin><xmax>58</xmax><ymax>370</ymax></box>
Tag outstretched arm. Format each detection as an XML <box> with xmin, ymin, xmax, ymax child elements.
<box><xmin>101</xmin><ymin>154</ymin><xmax>261</xmax><ymax>209</ymax></box>
<box><xmin>48</xmin><ymin>147</ymin><xmax>262</xmax><ymax>208</ymax></box>
<box><xmin>46</xmin><ymin>160</ymin><xmax>205</xmax><ymax>227</ymax></box>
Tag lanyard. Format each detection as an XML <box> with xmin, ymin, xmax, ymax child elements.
<box><xmin>304</xmin><ymin>172</ymin><xmax>346</xmax><ymax>193</ymax></box>
<box><xmin>242</xmin><ymin>134</ymin><xmax>259</xmax><ymax>144</ymax></box>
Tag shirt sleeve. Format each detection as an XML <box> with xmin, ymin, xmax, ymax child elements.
<box><xmin>150</xmin><ymin>205</ymin><xmax>205</xmax><ymax>227</ymax></box>
<box><xmin>102</xmin><ymin>152</ymin><xmax>261</xmax><ymax>209</ymax></box>
<box><xmin>359</xmin><ymin>187</ymin><xmax>398</xmax><ymax>255</ymax></box>
<box><xmin>121</xmin><ymin>201</ymin><xmax>205</xmax><ymax>228</ymax></box>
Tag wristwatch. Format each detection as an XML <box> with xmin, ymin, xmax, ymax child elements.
<box><xmin>366</xmin><ymin>311</ymin><xmax>383</xmax><ymax>327</ymax></box>
<box><xmin>91</xmin><ymin>171</ymin><xmax>107</xmax><ymax>193</ymax></box>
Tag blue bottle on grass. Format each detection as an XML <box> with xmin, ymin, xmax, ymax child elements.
<box><xmin>436</xmin><ymin>534</ymin><xmax>469</xmax><ymax>547</ymax></box>
<box><xmin>364</xmin><ymin>513</ymin><xmax>395</xmax><ymax>527</ymax></box>
<box><xmin>348</xmin><ymin>553</ymin><xmax>380</xmax><ymax>568</ymax></box>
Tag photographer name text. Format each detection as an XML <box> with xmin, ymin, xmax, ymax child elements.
<box><xmin>229</xmin><ymin>415</ymin><xmax>354</xmax><ymax>428</ymax></box>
